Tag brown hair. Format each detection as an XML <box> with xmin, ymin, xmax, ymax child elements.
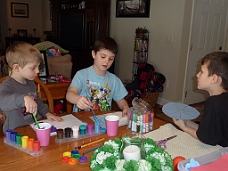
<box><xmin>201</xmin><ymin>52</ymin><xmax>228</xmax><ymax>90</ymax></box>
<box><xmin>92</xmin><ymin>37</ymin><xmax>118</xmax><ymax>55</ymax></box>
<box><xmin>6</xmin><ymin>41</ymin><xmax>42</xmax><ymax>69</ymax></box>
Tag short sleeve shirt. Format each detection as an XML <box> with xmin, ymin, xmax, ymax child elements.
<box><xmin>70</xmin><ymin>66</ymin><xmax>128</xmax><ymax>112</ymax></box>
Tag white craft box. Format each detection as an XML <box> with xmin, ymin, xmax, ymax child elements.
<box><xmin>178</xmin><ymin>147</ymin><xmax>228</xmax><ymax>171</ymax></box>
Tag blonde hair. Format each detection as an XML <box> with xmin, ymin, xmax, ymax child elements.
<box><xmin>6</xmin><ymin>41</ymin><xmax>42</xmax><ymax>69</ymax></box>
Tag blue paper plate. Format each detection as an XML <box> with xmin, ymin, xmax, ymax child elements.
<box><xmin>162</xmin><ymin>102</ymin><xmax>200</xmax><ymax>120</ymax></box>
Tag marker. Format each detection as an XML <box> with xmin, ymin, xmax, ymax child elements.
<box><xmin>149</xmin><ymin>113</ymin><xmax>153</xmax><ymax>131</ymax></box>
<box><xmin>143</xmin><ymin>114</ymin><xmax>146</xmax><ymax>133</ymax></box>
<box><xmin>145</xmin><ymin>114</ymin><xmax>149</xmax><ymax>133</ymax></box>
<box><xmin>139</xmin><ymin>115</ymin><xmax>143</xmax><ymax>133</ymax></box>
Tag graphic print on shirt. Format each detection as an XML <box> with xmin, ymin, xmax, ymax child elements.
<box><xmin>87</xmin><ymin>80</ymin><xmax>111</xmax><ymax>111</ymax></box>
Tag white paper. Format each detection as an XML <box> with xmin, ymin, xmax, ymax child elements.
<box><xmin>30</xmin><ymin>114</ymin><xmax>84</xmax><ymax>136</ymax></box>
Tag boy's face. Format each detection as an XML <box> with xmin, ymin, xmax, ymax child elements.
<box><xmin>19</xmin><ymin>62</ymin><xmax>40</xmax><ymax>80</ymax></box>
<box><xmin>92</xmin><ymin>49</ymin><xmax>115</xmax><ymax>74</ymax></box>
<box><xmin>196</xmin><ymin>63</ymin><xmax>213</xmax><ymax>91</ymax></box>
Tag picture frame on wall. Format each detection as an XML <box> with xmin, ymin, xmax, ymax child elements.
<box><xmin>17</xmin><ymin>29</ymin><xmax>27</xmax><ymax>37</ymax></box>
<box><xmin>116</xmin><ymin>0</ymin><xmax>150</xmax><ymax>18</ymax></box>
<box><xmin>39</xmin><ymin>51</ymin><xmax>49</xmax><ymax>78</ymax></box>
<box><xmin>11</xmin><ymin>3</ymin><xmax>29</xmax><ymax>18</ymax></box>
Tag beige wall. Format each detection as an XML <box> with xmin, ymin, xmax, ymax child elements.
<box><xmin>1</xmin><ymin>0</ymin><xmax>51</xmax><ymax>49</ymax></box>
<box><xmin>110</xmin><ymin>0</ymin><xmax>192</xmax><ymax>104</ymax></box>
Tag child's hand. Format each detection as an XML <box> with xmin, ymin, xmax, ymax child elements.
<box><xmin>76</xmin><ymin>96</ymin><xmax>93</xmax><ymax>110</ymax></box>
<box><xmin>46</xmin><ymin>113</ymin><xmax>63</xmax><ymax>122</ymax></box>
<box><xmin>24</xmin><ymin>95</ymin><xmax>38</xmax><ymax>116</ymax></box>
<box><xmin>122</xmin><ymin>107</ymin><xmax>129</xmax><ymax>117</ymax></box>
<box><xmin>172</xmin><ymin>118</ymin><xmax>187</xmax><ymax>130</ymax></box>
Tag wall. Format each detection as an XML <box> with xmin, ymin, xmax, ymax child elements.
<box><xmin>0</xmin><ymin>0</ymin><xmax>51</xmax><ymax>49</ymax></box>
<box><xmin>110</xmin><ymin>0</ymin><xmax>191</xmax><ymax>105</ymax></box>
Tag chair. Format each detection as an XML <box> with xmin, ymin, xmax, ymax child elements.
<box><xmin>0</xmin><ymin>76</ymin><xmax>54</xmax><ymax>113</ymax></box>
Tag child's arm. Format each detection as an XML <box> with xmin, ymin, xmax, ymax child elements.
<box><xmin>172</xmin><ymin>118</ymin><xmax>198</xmax><ymax>139</ymax></box>
<box><xmin>116</xmin><ymin>98</ymin><xmax>129</xmax><ymax>116</ymax></box>
<box><xmin>66</xmin><ymin>86</ymin><xmax>93</xmax><ymax>110</ymax></box>
<box><xmin>35</xmin><ymin>94</ymin><xmax>63</xmax><ymax>121</ymax></box>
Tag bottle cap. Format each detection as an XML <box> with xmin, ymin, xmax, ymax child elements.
<box><xmin>101</xmin><ymin>128</ymin><xmax>106</xmax><ymax>133</ymax></box>
<box><xmin>79</xmin><ymin>156</ymin><xmax>88</xmax><ymax>163</ymax></box>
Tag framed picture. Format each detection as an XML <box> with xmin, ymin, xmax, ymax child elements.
<box><xmin>17</xmin><ymin>29</ymin><xmax>27</xmax><ymax>37</ymax></box>
<box><xmin>11</xmin><ymin>3</ymin><xmax>29</xmax><ymax>18</ymax></box>
<box><xmin>116</xmin><ymin>0</ymin><xmax>150</xmax><ymax>18</ymax></box>
<box><xmin>39</xmin><ymin>51</ymin><xmax>49</xmax><ymax>78</ymax></box>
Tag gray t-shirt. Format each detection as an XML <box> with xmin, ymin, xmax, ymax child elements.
<box><xmin>0</xmin><ymin>77</ymin><xmax>49</xmax><ymax>133</ymax></box>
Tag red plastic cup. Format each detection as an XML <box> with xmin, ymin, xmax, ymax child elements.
<box><xmin>105</xmin><ymin>115</ymin><xmax>119</xmax><ymax>136</ymax></box>
<box><xmin>35</xmin><ymin>123</ymin><xmax>51</xmax><ymax>146</ymax></box>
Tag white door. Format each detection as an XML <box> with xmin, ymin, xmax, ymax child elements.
<box><xmin>184</xmin><ymin>0</ymin><xmax>228</xmax><ymax>104</ymax></box>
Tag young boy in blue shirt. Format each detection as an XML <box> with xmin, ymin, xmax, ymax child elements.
<box><xmin>66</xmin><ymin>37</ymin><xmax>129</xmax><ymax>115</ymax></box>
<box><xmin>0</xmin><ymin>42</ymin><xmax>63</xmax><ymax>133</ymax></box>
<box><xmin>173</xmin><ymin>52</ymin><xmax>228</xmax><ymax>147</ymax></box>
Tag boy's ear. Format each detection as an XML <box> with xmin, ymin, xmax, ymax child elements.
<box><xmin>211</xmin><ymin>74</ymin><xmax>221</xmax><ymax>84</ymax></box>
<box><xmin>12</xmin><ymin>64</ymin><xmax>20</xmax><ymax>71</ymax></box>
<box><xmin>91</xmin><ymin>50</ymin><xmax>95</xmax><ymax>59</ymax></box>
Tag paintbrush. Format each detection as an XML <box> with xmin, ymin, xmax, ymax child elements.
<box><xmin>32</xmin><ymin>112</ymin><xmax>40</xmax><ymax>129</ymax></box>
<box><xmin>76</xmin><ymin>138</ymin><xmax>105</xmax><ymax>149</ymax></box>
<box><xmin>83</xmin><ymin>145</ymin><xmax>103</xmax><ymax>155</ymax></box>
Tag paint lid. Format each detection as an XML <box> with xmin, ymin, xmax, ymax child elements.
<box><xmin>79</xmin><ymin>156</ymin><xmax>88</xmax><ymax>163</ymax></box>
<box><xmin>72</xmin><ymin>126</ymin><xmax>79</xmax><ymax>131</ymax></box>
<box><xmin>101</xmin><ymin>128</ymin><xmax>106</xmax><ymax>133</ymax></box>
<box><xmin>79</xmin><ymin>125</ymin><xmax>86</xmax><ymax>130</ymax></box>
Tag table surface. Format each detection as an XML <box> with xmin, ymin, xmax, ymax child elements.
<box><xmin>0</xmin><ymin>111</ymin><xmax>168</xmax><ymax>171</ymax></box>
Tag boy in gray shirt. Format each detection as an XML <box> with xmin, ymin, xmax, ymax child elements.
<box><xmin>0</xmin><ymin>41</ymin><xmax>62</xmax><ymax>133</ymax></box>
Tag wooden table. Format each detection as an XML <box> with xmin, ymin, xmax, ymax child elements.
<box><xmin>40</xmin><ymin>81</ymin><xmax>73</xmax><ymax>113</ymax></box>
<box><xmin>0</xmin><ymin>111</ymin><xmax>168</xmax><ymax>171</ymax></box>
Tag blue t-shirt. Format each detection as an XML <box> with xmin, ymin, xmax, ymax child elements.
<box><xmin>70</xmin><ymin>66</ymin><xmax>128</xmax><ymax>112</ymax></box>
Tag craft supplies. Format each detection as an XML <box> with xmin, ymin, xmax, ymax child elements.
<box><xmin>127</xmin><ymin>97</ymin><xmax>154</xmax><ymax>133</ymax></box>
<box><xmin>94</xmin><ymin>122</ymin><xmax>100</xmax><ymax>133</ymax></box>
<box><xmin>83</xmin><ymin>146</ymin><xmax>102</xmax><ymax>155</ymax></box>
<box><xmin>162</xmin><ymin>102</ymin><xmax>200</xmax><ymax>120</ymax></box>
<box><xmin>4</xmin><ymin>132</ymin><xmax>43</xmax><ymax>156</ymax></box>
<box><xmin>72</xmin><ymin>126</ymin><xmax>79</xmax><ymax>138</ymax></box>
<box><xmin>156</xmin><ymin>135</ymin><xmax>177</xmax><ymax>149</ymax></box>
<box><xmin>87</xmin><ymin>124</ymin><xmax>94</xmax><ymax>134</ymax></box>
<box><xmin>32</xmin><ymin>113</ymin><xmax>40</xmax><ymax>129</ymax></box>
<box><xmin>56</xmin><ymin>129</ymin><xmax>64</xmax><ymax>139</ymax></box>
<box><xmin>79</xmin><ymin>125</ymin><xmax>86</xmax><ymax>135</ymax></box>
<box><xmin>77</xmin><ymin>138</ymin><xmax>105</xmax><ymax>149</ymax></box>
<box><xmin>55</xmin><ymin>124</ymin><xmax>103</xmax><ymax>144</ymax></box>
<box><xmin>64</xmin><ymin>127</ymin><xmax>72</xmax><ymax>138</ymax></box>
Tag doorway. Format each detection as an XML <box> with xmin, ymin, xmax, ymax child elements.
<box><xmin>184</xmin><ymin>0</ymin><xmax>228</xmax><ymax>104</ymax></box>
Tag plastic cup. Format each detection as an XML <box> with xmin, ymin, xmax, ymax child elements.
<box><xmin>105</xmin><ymin>115</ymin><xmax>119</xmax><ymax>136</ymax></box>
<box><xmin>35</xmin><ymin>123</ymin><xmax>51</xmax><ymax>146</ymax></box>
